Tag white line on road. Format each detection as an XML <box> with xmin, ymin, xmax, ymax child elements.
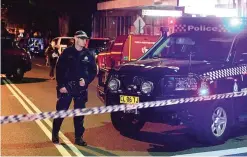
<box><xmin>3</xmin><ymin>79</ymin><xmax>72</xmax><ymax>157</ymax></box>
<box><xmin>3</xmin><ymin>78</ymin><xmax>85</xmax><ymax>156</ymax></box>
<box><xmin>174</xmin><ymin>147</ymin><xmax>247</xmax><ymax>156</ymax></box>
<box><xmin>35</xmin><ymin>64</ymin><xmax>44</xmax><ymax>67</ymax></box>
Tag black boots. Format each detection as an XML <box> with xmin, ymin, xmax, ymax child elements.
<box><xmin>75</xmin><ymin>138</ymin><xmax>87</xmax><ymax>146</ymax></box>
<box><xmin>52</xmin><ymin>135</ymin><xmax>59</xmax><ymax>144</ymax></box>
<box><xmin>52</xmin><ymin>135</ymin><xmax>87</xmax><ymax>146</ymax></box>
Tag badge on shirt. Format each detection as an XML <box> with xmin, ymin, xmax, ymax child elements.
<box><xmin>84</xmin><ymin>56</ymin><xmax>88</xmax><ymax>61</ymax></box>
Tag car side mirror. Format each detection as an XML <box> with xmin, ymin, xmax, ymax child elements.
<box><xmin>235</xmin><ymin>53</ymin><xmax>247</xmax><ymax>64</ymax></box>
<box><xmin>238</xmin><ymin>59</ymin><xmax>247</xmax><ymax>64</ymax></box>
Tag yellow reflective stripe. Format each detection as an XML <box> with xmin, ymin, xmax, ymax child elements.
<box><xmin>128</xmin><ymin>35</ymin><xmax>132</xmax><ymax>61</ymax></box>
<box><xmin>98</xmin><ymin>52</ymin><xmax>111</xmax><ymax>56</ymax></box>
<box><xmin>110</xmin><ymin>52</ymin><xmax>121</xmax><ymax>54</ymax></box>
<box><xmin>98</xmin><ymin>52</ymin><xmax>121</xmax><ymax>55</ymax></box>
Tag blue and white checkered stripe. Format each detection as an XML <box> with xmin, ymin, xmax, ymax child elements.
<box><xmin>174</xmin><ymin>24</ymin><xmax>187</xmax><ymax>32</ymax></box>
<box><xmin>202</xmin><ymin>66</ymin><xmax>247</xmax><ymax>80</ymax></box>
<box><xmin>174</xmin><ymin>24</ymin><xmax>229</xmax><ymax>33</ymax></box>
<box><xmin>1</xmin><ymin>91</ymin><xmax>247</xmax><ymax>124</ymax></box>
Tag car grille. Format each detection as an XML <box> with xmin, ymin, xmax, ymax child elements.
<box><xmin>119</xmin><ymin>75</ymin><xmax>143</xmax><ymax>93</ymax></box>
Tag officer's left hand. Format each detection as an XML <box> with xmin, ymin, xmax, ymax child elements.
<box><xmin>79</xmin><ymin>78</ymin><xmax>85</xmax><ymax>87</ymax></box>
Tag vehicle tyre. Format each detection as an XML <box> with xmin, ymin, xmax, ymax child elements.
<box><xmin>12</xmin><ymin>67</ymin><xmax>24</xmax><ymax>82</ymax></box>
<box><xmin>111</xmin><ymin>110</ymin><xmax>145</xmax><ymax>135</ymax></box>
<box><xmin>193</xmin><ymin>101</ymin><xmax>233</xmax><ymax>145</ymax></box>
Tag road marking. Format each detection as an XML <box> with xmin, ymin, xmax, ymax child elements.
<box><xmin>174</xmin><ymin>147</ymin><xmax>247</xmax><ymax>156</ymax></box>
<box><xmin>3</xmin><ymin>79</ymin><xmax>72</xmax><ymax>157</ymax></box>
<box><xmin>4</xmin><ymin>77</ymin><xmax>105</xmax><ymax>156</ymax></box>
<box><xmin>35</xmin><ymin>64</ymin><xmax>43</xmax><ymax>67</ymax></box>
<box><xmin>3</xmin><ymin>78</ymin><xmax>84</xmax><ymax>156</ymax></box>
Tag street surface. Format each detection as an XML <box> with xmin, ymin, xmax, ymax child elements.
<box><xmin>1</xmin><ymin>57</ymin><xmax>247</xmax><ymax>156</ymax></box>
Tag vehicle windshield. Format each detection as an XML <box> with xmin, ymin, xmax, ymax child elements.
<box><xmin>60</xmin><ymin>38</ymin><xmax>74</xmax><ymax>45</ymax></box>
<box><xmin>88</xmin><ymin>39</ymin><xmax>109</xmax><ymax>49</ymax></box>
<box><xmin>141</xmin><ymin>33</ymin><xmax>235</xmax><ymax>62</ymax></box>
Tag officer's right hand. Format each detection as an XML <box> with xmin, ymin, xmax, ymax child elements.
<box><xmin>59</xmin><ymin>87</ymin><xmax>68</xmax><ymax>93</ymax></box>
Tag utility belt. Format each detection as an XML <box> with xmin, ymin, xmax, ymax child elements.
<box><xmin>63</xmin><ymin>81</ymin><xmax>88</xmax><ymax>98</ymax></box>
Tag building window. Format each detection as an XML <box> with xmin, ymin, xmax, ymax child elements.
<box><xmin>117</xmin><ymin>16</ymin><xmax>121</xmax><ymax>36</ymax></box>
<box><xmin>125</xmin><ymin>16</ymin><xmax>131</xmax><ymax>34</ymax></box>
<box><xmin>121</xmin><ymin>16</ymin><xmax>125</xmax><ymax>35</ymax></box>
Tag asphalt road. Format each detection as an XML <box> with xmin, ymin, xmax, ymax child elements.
<box><xmin>1</xmin><ymin>57</ymin><xmax>247</xmax><ymax>156</ymax></box>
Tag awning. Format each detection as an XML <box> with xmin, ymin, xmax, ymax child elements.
<box><xmin>97</xmin><ymin>0</ymin><xmax>177</xmax><ymax>10</ymax></box>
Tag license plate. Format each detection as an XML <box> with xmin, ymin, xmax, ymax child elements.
<box><xmin>120</xmin><ymin>95</ymin><xmax>139</xmax><ymax>104</ymax></box>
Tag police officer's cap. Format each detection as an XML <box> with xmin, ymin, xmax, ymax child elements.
<box><xmin>74</xmin><ymin>30</ymin><xmax>89</xmax><ymax>39</ymax></box>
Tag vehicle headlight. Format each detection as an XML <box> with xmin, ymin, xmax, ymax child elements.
<box><xmin>108</xmin><ymin>78</ymin><xmax>120</xmax><ymax>91</ymax></box>
<box><xmin>175</xmin><ymin>77</ymin><xmax>197</xmax><ymax>91</ymax></box>
<box><xmin>141</xmin><ymin>81</ymin><xmax>153</xmax><ymax>94</ymax></box>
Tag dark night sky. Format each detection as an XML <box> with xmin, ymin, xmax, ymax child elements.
<box><xmin>2</xmin><ymin>0</ymin><xmax>101</xmax><ymax>37</ymax></box>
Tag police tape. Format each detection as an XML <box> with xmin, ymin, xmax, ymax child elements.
<box><xmin>1</xmin><ymin>91</ymin><xmax>247</xmax><ymax>124</ymax></box>
<box><xmin>1</xmin><ymin>65</ymin><xmax>247</xmax><ymax>124</ymax></box>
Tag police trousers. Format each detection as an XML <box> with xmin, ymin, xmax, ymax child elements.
<box><xmin>52</xmin><ymin>88</ymin><xmax>86</xmax><ymax>139</ymax></box>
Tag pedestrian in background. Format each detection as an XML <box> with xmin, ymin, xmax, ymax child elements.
<box><xmin>68</xmin><ymin>38</ymin><xmax>75</xmax><ymax>47</ymax></box>
<box><xmin>45</xmin><ymin>41</ymin><xmax>59</xmax><ymax>79</ymax></box>
<box><xmin>52</xmin><ymin>30</ymin><xmax>97</xmax><ymax>146</ymax></box>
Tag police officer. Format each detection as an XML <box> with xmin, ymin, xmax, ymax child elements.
<box><xmin>52</xmin><ymin>30</ymin><xmax>97</xmax><ymax>146</ymax></box>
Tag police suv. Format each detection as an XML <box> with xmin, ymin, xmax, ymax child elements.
<box><xmin>99</xmin><ymin>17</ymin><xmax>247</xmax><ymax>145</ymax></box>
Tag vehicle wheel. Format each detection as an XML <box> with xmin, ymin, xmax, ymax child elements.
<box><xmin>12</xmin><ymin>67</ymin><xmax>24</xmax><ymax>82</ymax></box>
<box><xmin>111</xmin><ymin>111</ymin><xmax>145</xmax><ymax>135</ymax></box>
<box><xmin>194</xmin><ymin>101</ymin><xmax>233</xmax><ymax>145</ymax></box>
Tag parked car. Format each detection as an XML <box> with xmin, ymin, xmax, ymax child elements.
<box><xmin>98</xmin><ymin>18</ymin><xmax>247</xmax><ymax>145</ymax></box>
<box><xmin>51</xmin><ymin>37</ymin><xmax>74</xmax><ymax>54</ymax></box>
<box><xmin>1</xmin><ymin>34</ymin><xmax>32</xmax><ymax>81</ymax></box>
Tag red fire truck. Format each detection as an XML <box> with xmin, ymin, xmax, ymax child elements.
<box><xmin>97</xmin><ymin>34</ymin><xmax>160</xmax><ymax>70</ymax></box>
